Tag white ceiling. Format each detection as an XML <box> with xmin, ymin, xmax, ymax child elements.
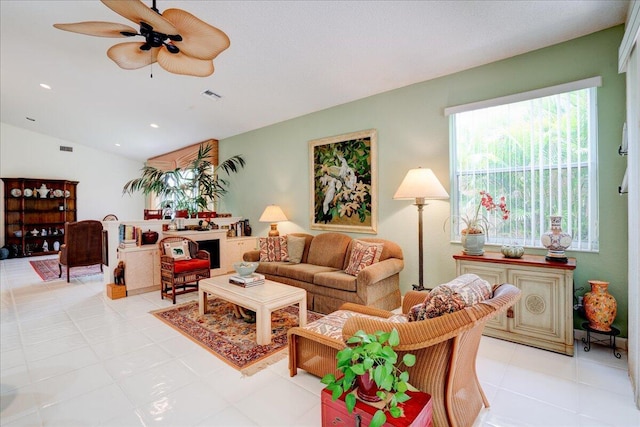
<box><xmin>0</xmin><ymin>0</ymin><xmax>629</xmax><ymax>161</ymax></box>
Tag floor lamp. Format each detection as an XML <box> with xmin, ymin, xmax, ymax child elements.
<box><xmin>394</xmin><ymin>168</ymin><xmax>449</xmax><ymax>291</ymax></box>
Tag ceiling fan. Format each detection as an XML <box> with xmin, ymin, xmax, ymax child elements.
<box><xmin>53</xmin><ymin>0</ymin><xmax>230</xmax><ymax>77</ymax></box>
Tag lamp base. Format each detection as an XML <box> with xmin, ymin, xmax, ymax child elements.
<box><xmin>268</xmin><ymin>223</ymin><xmax>279</xmax><ymax>237</ymax></box>
<box><xmin>412</xmin><ymin>283</ymin><xmax>431</xmax><ymax>292</ymax></box>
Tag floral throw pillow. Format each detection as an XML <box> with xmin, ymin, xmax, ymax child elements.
<box><xmin>344</xmin><ymin>240</ymin><xmax>383</xmax><ymax>276</ymax></box>
<box><xmin>408</xmin><ymin>274</ymin><xmax>493</xmax><ymax>321</ymax></box>
<box><xmin>163</xmin><ymin>240</ymin><xmax>191</xmax><ymax>261</ymax></box>
<box><xmin>259</xmin><ymin>236</ymin><xmax>288</xmax><ymax>262</ymax></box>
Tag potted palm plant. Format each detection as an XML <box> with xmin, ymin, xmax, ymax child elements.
<box><xmin>321</xmin><ymin>328</ymin><xmax>416</xmax><ymax>427</ymax></box>
<box><xmin>122</xmin><ymin>142</ymin><xmax>245</xmax><ymax>216</ymax></box>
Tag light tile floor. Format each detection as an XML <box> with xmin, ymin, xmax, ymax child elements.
<box><xmin>1</xmin><ymin>255</ymin><xmax>638</xmax><ymax>426</ymax></box>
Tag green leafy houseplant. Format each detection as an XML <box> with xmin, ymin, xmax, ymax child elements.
<box><xmin>122</xmin><ymin>142</ymin><xmax>245</xmax><ymax>215</ymax></box>
<box><xmin>321</xmin><ymin>328</ymin><xmax>416</xmax><ymax>427</ymax></box>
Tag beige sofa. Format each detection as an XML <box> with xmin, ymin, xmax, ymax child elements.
<box><xmin>243</xmin><ymin>232</ymin><xmax>404</xmax><ymax>314</ymax></box>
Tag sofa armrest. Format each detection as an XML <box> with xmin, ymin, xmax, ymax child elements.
<box><xmin>357</xmin><ymin>258</ymin><xmax>404</xmax><ymax>287</ymax></box>
<box><xmin>243</xmin><ymin>250</ymin><xmax>260</xmax><ymax>262</ymax></box>
<box><xmin>402</xmin><ymin>290</ymin><xmax>429</xmax><ymax>313</ymax></box>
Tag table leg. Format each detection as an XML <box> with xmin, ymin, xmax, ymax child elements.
<box><xmin>198</xmin><ymin>289</ymin><xmax>208</xmax><ymax>315</ymax></box>
<box><xmin>256</xmin><ymin>307</ymin><xmax>272</xmax><ymax>345</ymax></box>
<box><xmin>298</xmin><ymin>296</ymin><xmax>308</xmax><ymax>327</ymax></box>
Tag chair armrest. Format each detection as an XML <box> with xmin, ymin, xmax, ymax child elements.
<box><xmin>342</xmin><ymin>308</ymin><xmax>479</xmax><ymax>351</ymax></box>
<box><xmin>338</xmin><ymin>302</ymin><xmax>395</xmax><ymax>319</ymax></box>
<box><xmin>356</xmin><ymin>258</ymin><xmax>404</xmax><ymax>287</ymax></box>
<box><xmin>243</xmin><ymin>250</ymin><xmax>260</xmax><ymax>262</ymax></box>
<box><xmin>195</xmin><ymin>250</ymin><xmax>210</xmax><ymax>261</ymax></box>
<box><xmin>402</xmin><ymin>290</ymin><xmax>429</xmax><ymax>313</ymax></box>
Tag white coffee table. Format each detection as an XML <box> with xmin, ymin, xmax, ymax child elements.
<box><xmin>198</xmin><ymin>274</ymin><xmax>307</xmax><ymax>345</ymax></box>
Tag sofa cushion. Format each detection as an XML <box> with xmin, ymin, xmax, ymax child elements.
<box><xmin>255</xmin><ymin>261</ymin><xmax>286</xmax><ymax>276</ymax></box>
<box><xmin>163</xmin><ymin>240</ymin><xmax>191</xmax><ymax>261</ymax></box>
<box><xmin>313</xmin><ymin>270</ymin><xmax>357</xmax><ymax>292</ymax></box>
<box><xmin>276</xmin><ymin>263</ymin><xmax>338</xmax><ymax>283</ymax></box>
<box><xmin>306</xmin><ymin>232</ymin><xmax>352</xmax><ymax>268</ymax></box>
<box><xmin>408</xmin><ymin>274</ymin><xmax>493</xmax><ymax>321</ymax></box>
<box><xmin>287</xmin><ymin>235</ymin><xmax>306</xmax><ymax>264</ymax></box>
<box><xmin>259</xmin><ymin>236</ymin><xmax>288</xmax><ymax>262</ymax></box>
<box><xmin>344</xmin><ymin>240</ymin><xmax>383</xmax><ymax>276</ymax></box>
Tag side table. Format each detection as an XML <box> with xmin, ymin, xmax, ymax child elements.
<box><xmin>321</xmin><ymin>388</ymin><xmax>432</xmax><ymax>427</ymax></box>
<box><xmin>581</xmin><ymin>322</ymin><xmax>622</xmax><ymax>359</ymax></box>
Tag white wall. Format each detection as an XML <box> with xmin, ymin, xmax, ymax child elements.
<box><xmin>0</xmin><ymin>122</ymin><xmax>146</xmax><ymax>247</ymax></box>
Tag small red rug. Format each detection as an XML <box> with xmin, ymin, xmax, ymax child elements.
<box><xmin>29</xmin><ymin>259</ymin><xmax>103</xmax><ymax>282</ymax></box>
<box><xmin>151</xmin><ymin>298</ymin><xmax>323</xmax><ymax>376</ymax></box>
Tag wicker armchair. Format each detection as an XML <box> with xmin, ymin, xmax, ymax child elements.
<box><xmin>287</xmin><ymin>283</ymin><xmax>521</xmax><ymax>427</ymax></box>
<box><xmin>158</xmin><ymin>236</ymin><xmax>211</xmax><ymax>304</ymax></box>
<box><xmin>58</xmin><ymin>220</ymin><xmax>104</xmax><ymax>282</ymax></box>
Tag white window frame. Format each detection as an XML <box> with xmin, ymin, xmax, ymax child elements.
<box><xmin>445</xmin><ymin>77</ymin><xmax>601</xmax><ymax>252</ymax></box>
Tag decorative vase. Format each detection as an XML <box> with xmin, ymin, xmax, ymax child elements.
<box><xmin>461</xmin><ymin>230</ymin><xmax>485</xmax><ymax>256</ymax></box>
<box><xmin>36</xmin><ymin>184</ymin><xmax>49</xmax><ymax>198</ymax></box>
<box><xmin>356</xmin><ymin>372</ymin><xmax>381</xmax><ymax>403</ymax></box>
<box><xmin>540</xmin><ymin>215</ymin><xmax>572</xmax><ymax>262</ymax></box>
<box><xmin>583</xmin><ymin>280</ymin><xmax>617</xmax><ymax>332</ymax></box>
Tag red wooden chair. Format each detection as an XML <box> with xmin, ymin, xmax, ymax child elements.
<box><xmin>158</xmin><ymin>236</ymin><xmax>210</xmax><ymax>304</ymax></box>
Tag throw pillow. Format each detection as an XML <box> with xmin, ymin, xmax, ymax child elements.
<box><xmin>163</xmin><ymin>240</ymin><xmax>191</xmax><ymax>261</ymax></box>
<box><xmin>344</xmin><ymin>240</ymin><xmax>383</xmax><ymax>276</ymax></box>
<box><xmin>408</xmin><ymin>285</ymin><xmax>466</xmax><ymax>321</ymax></box>
<box><xmin>258</xmin><ymin>236</ymin><xmax>288</xmax><ymax>262</ymax></box>
<box><xmin>287</xmin><ymin>235</ymin><xmax>306</xmax><ymax>264</ymax></box>
<box><xmin>408</xmin><ymin>274</ymin><xmax>493</xmax><ymax>321</ymax></box>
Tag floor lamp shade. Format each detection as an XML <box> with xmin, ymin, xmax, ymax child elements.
<box><xmin>259</xmin><ymin>205</ymin><xmax>288</xmax><ymax>237</ymax></box>
<box><xmin>394</xmin><ymin>168</ymin><xmax>449</xmax><ymax>290</ymax></box>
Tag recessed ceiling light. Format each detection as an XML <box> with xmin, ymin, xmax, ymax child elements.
<box><xmin>40</xmin><ymin>83</ymin><xmax>51</xmax><ymax>90</ymax></box>
<box><xmin>26</xmin><ymin>117</ymin><xmax>35</xmax><ymax>121</ymax></box>
<box><xmin>115</xmin><ymin>143</ymin><xmax>121</xmax><ymax>147</ymax></box>
<box><xmin>150</xmin><ymin>123</ymin><xmax>159</xmax><ymax>128</ymax></box>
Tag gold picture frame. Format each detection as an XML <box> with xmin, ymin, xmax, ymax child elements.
<box><xmin>309</xmin><ymin>129</ymin><xmax>377</xmax><ymax>234</ymax></box>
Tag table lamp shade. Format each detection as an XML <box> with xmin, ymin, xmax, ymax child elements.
<box><xmin>393</xmin><ymin>168</ymin><xmax>449</xmax><ymax>200</ymax></box>
<box><xmin>259</xmin><ymin>205</ymin><xmax>288</xmax><ymax>237</ymax></box>
<box><xmin>259</xmin><ymin>205</ymin><xmax>288</xmax><ymax>223</ymax></box>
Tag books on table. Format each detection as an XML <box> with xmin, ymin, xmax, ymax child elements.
<box><xmin>229</xmin><ymin>273</ymin><xmax>265</xmax><ymax>287</ymax></box>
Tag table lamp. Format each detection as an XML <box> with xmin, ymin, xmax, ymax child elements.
<box><xmin>393</xmin><ymin>167</ymin><xmax>449</xmax><ymax>291</ymax></box>
<box><xmin>259</xmin><ymin>205</ymin><xmax>288</xmax><ymax>236</ymax></box>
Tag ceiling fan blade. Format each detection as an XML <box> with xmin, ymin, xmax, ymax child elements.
<box><xmin>162</xmin><ymin>9</ymin><xmax>230</xmax><ymax>60</ymax></box>
<box><xmin>101</xmin><ymin>0</ymin><xmax>177</xmax><ymax>35</ymax></box>
<box><xmin>157</xmin><ymin>49</ymin><xmax>214</xmax><ymax>77</ymax></box>
<box><xmin>53</xmin><ymin>21</ymin><xmax>137</xmax><ymax>38</ymax></box>
<box><xmin>107</xmin><ymin>42</ymin><xmax>158</xmax><ymax>70</ymax></box>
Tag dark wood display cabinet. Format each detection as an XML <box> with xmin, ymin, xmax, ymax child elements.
<box><xmin>2</xmin><ymin>178</ymin><xmax>78</xmax><ymax>257</ymax></box>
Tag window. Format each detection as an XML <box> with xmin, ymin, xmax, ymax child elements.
<box><xmin>446</xmin><ymin>78</ymin><xmax>600</xmax><ymax>251</ymax></box>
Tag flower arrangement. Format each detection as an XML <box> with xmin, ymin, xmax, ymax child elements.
<box><xmin>461</xmin><ymin>190</ymin><xmax>510</xmax><ymax>234</ymax></box>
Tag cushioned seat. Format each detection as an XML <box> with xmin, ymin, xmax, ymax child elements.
<box><xmin>287</xmin><ymin>277</ymin><xmax>522</xmax><ymax>427</ymax></box>
<box><xmin>173</xmin><ymin>258</ymin><xmax>210</xmax><ymax>273</ymax></box>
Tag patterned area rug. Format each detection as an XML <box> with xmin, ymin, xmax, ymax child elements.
<box><xmin>30</xmin><ymin>259</ymin><xmax>103</xmax><ymax>282</ymax></box>
<box><xmin>151</xmin><ymin>298</ymin><xmax>323</xmax><ymax>376</ymax></box>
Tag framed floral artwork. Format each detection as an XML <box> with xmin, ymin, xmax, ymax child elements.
<box><xmin>309</xmin><ymin>129</ymin><xmax>377</xmax><ymax>234</ymax></box>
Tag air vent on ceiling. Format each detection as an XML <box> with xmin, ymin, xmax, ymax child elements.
<box><xmin>201</xmin><ymin>89</ymin><xmax>222</xmax><ymax>100</ymax></box>
<box><xmin>60</xmin><ymin>146</ymin><xmax>73</xmax><ymax>152</ymax></box>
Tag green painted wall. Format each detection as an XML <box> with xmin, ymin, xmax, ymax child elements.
<box><xmin>221</xmin><ymin>26</ymin><xmax>628</xmax><ymax>336</ymax></box>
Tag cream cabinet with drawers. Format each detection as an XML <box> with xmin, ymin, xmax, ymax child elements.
<box><xmin>117</xmin><ymin>245</ymin><xmax>161</xmax><ymax>296</ymax></box>
<box><xmin>454</xmin><ymin>252</ymin><xmax>576</xmax><ymax>356</ymax></box>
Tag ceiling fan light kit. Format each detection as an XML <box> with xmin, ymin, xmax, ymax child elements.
<box><xmin>54</xmin><ymin>0</ymin><xmax>230</xmax><ymax>77</ymax></box>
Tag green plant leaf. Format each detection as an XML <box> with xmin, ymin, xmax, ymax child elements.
<box><xmin>370</xmin><ymin>410</ymin><xmax>387</xmax><ymax>427</ymax></box>
<box><xmin>388</xmin><ymin>329</ymin><xmax>400</xmax><ymax>347</ymax></box>
<box><xmin>345</xmin><ymin>392</ymin><xmax>356</xmax><ymax>414</ymax></box>
<box><xmin>389</xmin><ymin>405</ymin><xmax>403</xmax><ymax>418</ymax></box>
<box><xmin>395</xmin><ymin>391</ymin><xmax>411</xmax><ymax>404</ymax></box>
<box><xmin>403</xmin><ymin>353</ymin><xmax>416</xmax><ymax>367</ymax></box>
<box><xmin>320</xmin><ymin>374</ymin><xmax>335</xmax><ymax>385</ymax></box>
<box><xmin>351</xmin><ymin>363</ymin><xmax>365</xmax><ymax>376</ymax></box>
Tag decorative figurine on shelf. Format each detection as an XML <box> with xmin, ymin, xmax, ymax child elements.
<box><xmin>162</xmin><ymin>204</ymin><xmax>173</xmax><ymax>220</ymax></box>
<box><xmin>42</xmin><ymin>240</ymin><xmax>49</xmax><ymax>252</ymax></box>
<box><xmin>114</xmin><ymin>261</ymin><xmax>126</xmax><ymax>286</ymax></box>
